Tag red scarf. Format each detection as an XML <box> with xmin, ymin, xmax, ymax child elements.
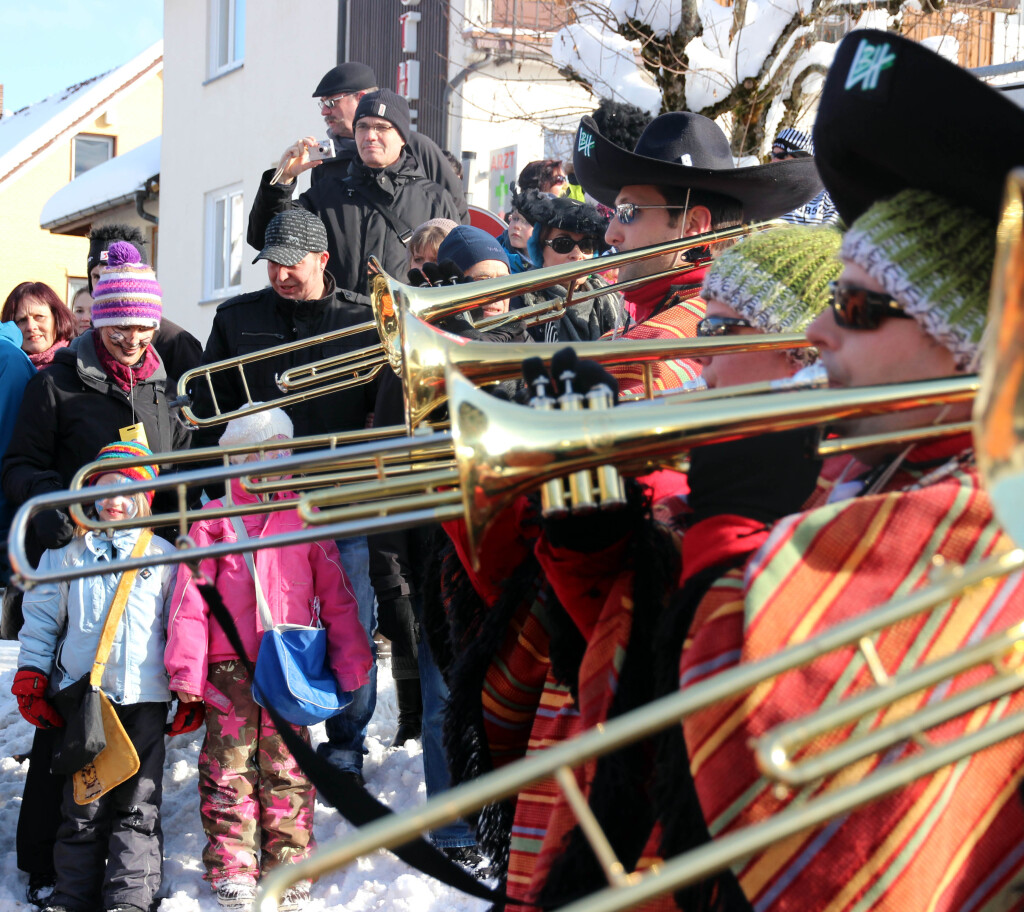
<box><xmin>28</xmin><ymin>338</ymin><xmax>69</xmax><ymax>370</ymax></box>
<box><xmin>92</xmin><ymin>331</ymin><xmax>160</xmax><ymax>392</ymax></box>
<box><xmin>623</xmin><ymin>265</ymin><xmax>707</xmax><ymax>325</ymax></box>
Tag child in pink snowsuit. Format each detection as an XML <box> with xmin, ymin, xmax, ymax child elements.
<box><xmin>164</xmin><ymin>407</ymin><xmax>372</xmax><ymax>910</ymax></box>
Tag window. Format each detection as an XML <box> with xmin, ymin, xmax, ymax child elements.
<box><xmin>209</xmin><ymin>0</ymin><xmax>245</xmax><ymax>77</ymax></box>
<box><xmin>204</xmin><ymin>184</ymin><xmax>244</xmax><ymax>300</ymax></box>
<box><xmin>73</xmin><ymin>134</ymin><xmax>114</xmax><ymax>178</ymax></box>
<box><xmin>67</xmin><ymin>277</ymin><xmax>89</xmax><ymax>304</ymax></box>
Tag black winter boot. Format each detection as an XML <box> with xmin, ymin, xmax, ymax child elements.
<box><xmin>391</xmin><ymin>676</ymin><xmax>422</xmax><ymax>748</ymax></box>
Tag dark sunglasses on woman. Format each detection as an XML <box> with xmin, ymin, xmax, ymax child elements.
<box><xmin>828</xmin><ymin>282</ymin><xmax>912</xmax><ymax>330</ymax></box>
<box><xmin>544</xmin><ymin>236</ymin><xmax>598</xmax><ymax>255</ymax></box>
<box><xmin>696</xmin><ymin>315</ymin><xmax>753</xmax><ymax>337</ymax></box>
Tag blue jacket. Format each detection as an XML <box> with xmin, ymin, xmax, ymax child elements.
<box><xmin>19</xmin><ymin>528</ymin><xmax>176</xmax><ymax>704</ymax></box>
<box><xmin>0</xmin><ymin>323</ymin><xmax>34</xmax><ymax>578</ymax></box>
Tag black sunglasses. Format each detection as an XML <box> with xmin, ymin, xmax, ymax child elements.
<box><xmin>829</xmin><ymin>282</ymin><xmax>913</xmax><ymax>330</ymax></box>
<box><xmin>544</xmin><ymin>236</ymin><xmax>598</xmax><ymax>255</ymax></box>
<box><xmin>697</xmin><ymin>316</ymin><xmax>753</xmax><ymax>337</ymax></box>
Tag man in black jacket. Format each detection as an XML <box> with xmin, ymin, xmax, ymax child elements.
<box><xmin>247</xmin><ymin>89</ymin><xmax>461</xmax><ymax>303</ymax></box>
<box><xmin>307</xmin><ymin>62</ymin><xmax>466</xmax><ymax>221</ymax></box>
<box><xmin>192</xmin><ymin>208</ymin><xmax>381</xmax><ymax>784</ymax></box>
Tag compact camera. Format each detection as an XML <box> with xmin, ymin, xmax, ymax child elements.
<box><xmin>308</xmin><ymin>139</ymin><xmax>336</xmax><ymax>162</ymax></box>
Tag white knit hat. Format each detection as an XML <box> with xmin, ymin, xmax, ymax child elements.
<box><xmin>219</xmin><ymin>404</ymin><xmax>294</xmax><ymax>453</ymax></box>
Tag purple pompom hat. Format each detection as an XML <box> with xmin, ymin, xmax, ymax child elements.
<box><xmin>91</xmin><ymin>241</ymin><xmax>163</xmax><ymax>329</ymax></box>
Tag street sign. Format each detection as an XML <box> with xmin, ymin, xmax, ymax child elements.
<box><xmin>468</xmin><ymin>205</ymin><xmax>507</xmax><ymax>238</ymax></box>
<box><xmin>488</xmin><ymin>145</ymin><xmax>518</xmax><ymax>216</ymax></box>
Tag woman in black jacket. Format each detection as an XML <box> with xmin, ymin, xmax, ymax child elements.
<box><xmin>1</xmin><ymin>241</ymin><xmax>188</xmax><ymax>908</ymax></box>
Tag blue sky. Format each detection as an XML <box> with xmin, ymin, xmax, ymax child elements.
<box><xmin>1</xmin><ymin>1</ymin><xmax>163</xmax><ymax>113</ymax></box>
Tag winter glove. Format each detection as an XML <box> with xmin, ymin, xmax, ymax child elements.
<box><xmin>11</xmin><ymin>669</ymin><xmax>64</xmax><ymax>729</ymax></box>
<box><xmin>31</xmin><ymin>509</ymin><xmax>74</xmax><ymax>551</ymax></box>
<box><xmin>407</xmin><ymin>260</ymin><xmax>470</xmax><ymax>288</ymax></box>
<box><xmin>686</xmin><ymin>427</ymin><xmax>824</xmax><ymax>525</ymax></box>
<box><xmin>165</xmin><ymin>700</ymin><xmax>206</xmax><ymax>736</ymax></box>
<box><xmin>524</xmin><ymin>349</ymin><xmax>636</xmax><ymax>553</ymax></box>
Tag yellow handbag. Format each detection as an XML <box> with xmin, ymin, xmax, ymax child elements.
<box><xmin>71</xmin><ymin>530</ymin><xmax>153</xmax><ymax>804</ymax></box>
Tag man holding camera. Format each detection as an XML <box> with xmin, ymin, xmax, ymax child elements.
<box><xmin>248</xmin><ymin>86</ymin><xmax>462</xmax><ymax>304</ymax></box>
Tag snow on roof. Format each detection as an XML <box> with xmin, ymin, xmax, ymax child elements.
<box><xmin>41</xmin><ymin>135</ymin><xmax>161</xmax><ymax>229</ymax></box>
<box><xmin>0</xmin><ymin>40</ymin><xmax>162</xmax><ymax>186</ymax></box>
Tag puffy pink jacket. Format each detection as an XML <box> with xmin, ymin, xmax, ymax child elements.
<box><xmin>165</xmin><ymin>480</ymin><xmax>372</xmax><ymax>696</ymax></box>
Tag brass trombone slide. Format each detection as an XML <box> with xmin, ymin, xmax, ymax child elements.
<box><xmin>298</xmin><ymin>367</ymin><xmax>978</xmax><ymax>560</ymax></box>
<box><xmin>275</xmin><ymin>221</ymin><xmax>775</xmax><ymax>395</ymax></box>
<box><xmin>6</xmin><ymin>430</ymin><xmax>458</xmax><ymax>589</ymax></box>
<box><xmin>256</xmin><ymin>547</ymin><xmax>1024</xmax><ymax>911</ymax></box>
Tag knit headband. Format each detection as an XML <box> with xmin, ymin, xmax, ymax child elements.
<box><xmin>840</xmin><ymin>188</ymin><xmax>994</xmax><ymax>369</ymax></box>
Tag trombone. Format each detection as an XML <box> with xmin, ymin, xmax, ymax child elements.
<box><xmin>299</xmin><ymin>364</ymin><xmax>978</xmax><ymax>562</ymax></box>
<box><xmin>273</xmin><ymin>222</ymin><xmax>774</xmax><ymax>396</ymax></box>
<box><xmin>177</xmin><ymin>222</ymin><xmax>766</xmax><ymax>428</ymax></box>
<box><xmin>6</xmin><ymin>369</ymin><xmax>977</xmax><ymax>589</ymax></box>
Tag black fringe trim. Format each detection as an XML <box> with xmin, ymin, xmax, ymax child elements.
<box><xmin>536</xmin><ymin>481</ymin><xmax>682</xmax><ymax>909</ymax></box>
<box><xmin>649</xmin><ymin>560</ymin><xmax>755</xmax><ymax>912</ymax></box>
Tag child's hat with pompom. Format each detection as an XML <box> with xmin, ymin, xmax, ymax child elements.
<box><xmin>87</xmin><ymin>441</ymin><xmax>159</xmax><ymax>505</ymax></box>
<box><xmin>91</xmin><ymin>241</ymin><xmax>162</xmax><ymax>329</ymax></box>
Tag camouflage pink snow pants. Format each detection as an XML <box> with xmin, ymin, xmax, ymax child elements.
<box><xmin>199</xmin><ymin>660</ymin><xmax>316</xmax><ymax>883</ymax></box>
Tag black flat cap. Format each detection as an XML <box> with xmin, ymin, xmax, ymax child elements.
<box><xmin>253</xmin><ymin>210</ymin><xmax>329</xmax><ymax>266</ymax></box>
<box><xmin>313</xmin><ymin>62</ymin><xmax>378</xmax><ymax>98</ymax></box>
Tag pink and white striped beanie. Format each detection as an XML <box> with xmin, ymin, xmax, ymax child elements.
<box><xmin>91</xmin><ymin>241</ymin><xmax>162</xmax><ymax>329</ymax></box>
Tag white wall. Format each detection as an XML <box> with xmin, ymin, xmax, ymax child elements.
<box><xmin>161</xmin><ymin>0</ymin><xmax>338</xmax><ymax>344</ymax></box>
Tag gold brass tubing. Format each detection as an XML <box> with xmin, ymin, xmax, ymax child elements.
<box><xmin>817</xmin><ymin>422</ymin><xmax>973</xmax><ymax>458</ymax></box>
<box><xmin>243</xmin><ymin>459</ymin><xmax>458</xmax><ymax>496</ymax></box>
<box><xmin>255</xmin><ymin>548</ymin><xmax>1024</xmax><ymax>911</ymax></box>
<box><xmin>553</xmin><ymin>765</ymin><xmax>632</xmax><ymax>889</ymax></box>
<box><xmin>298</xmin><ymin>487</ymin><xmax>464</xmax><ymax>528</ymax></box>
<box><xmin>757</xmin><ymin>623</ymin><xmax>1024</xmax><ymax>787</ymax></box>
<box><xmin>298</xmin><ymin>468</ymin><xmax>461</xmax><ymax>523</ymax></box>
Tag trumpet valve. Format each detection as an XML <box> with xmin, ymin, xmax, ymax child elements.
<box><xmin>587</xmin><ymin>384</ymin><xmax>627</xmax><ymax>510</ymax></box>
<box><xmin>558</xmin><ymin>375</ymin><xmax>597</xmax><ymax>514</ymax></box>
<box><xmin>530</xmin><ymin>376</ymin><xmax>569</xmax><ymax>518</ymax></box>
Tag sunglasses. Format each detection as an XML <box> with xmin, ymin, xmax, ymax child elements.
<box><xmin>770</xmin><ymin>148</ymin><xmax>812</xmax><ymax>161</ymax></box>
<box><xmin>697</xmin><ymin>316</ymin><xmax>753</xmax><ymax>337</ymax></box>
<box><xmin>319</xmin><ymin>91</ymin><xmax>359</xmax><ymax>109</ymax></box>
<box><xmin>613</xmin><ymin>203</ymin><xmax>677</xmax><ymax>225</ymax></box>
<box><xmin>828</xmin><ymin>282</ymin><xmax>913</xmax><ymax>330</ymax></box>
<box><xmin>544</xmin><ymin>236</ymin><xmax>598</xmax><ymax>255</ymax></box>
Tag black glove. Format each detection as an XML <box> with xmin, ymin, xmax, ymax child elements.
<box><xmin>525</xmin><ymin>349</ymin><xmax>631</xmax><ymax>552</ymax></box>
<box><xmin>31</xmin><ymin>509</ymin><xmax>74</xmax><ymax>551</ymax></box>
<box><xmin>407</xmin><ymin>260</ymin><xmax>468</xmax><ymax>288</ymax></box>
<box><xmin>686</xmin><ymin>427</ymin><xmax>823</xmax><ymax>525</ymax></box>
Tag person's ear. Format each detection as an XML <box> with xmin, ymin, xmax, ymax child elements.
<box><xmin>318</xmin><ymin>251</ymin><xmax>330</xmax><ymax>271</ymax></box>
<box><xmin>683</xmin><ymin>205</ymin><xmax>713</xmax><ymax>237</ymax></box>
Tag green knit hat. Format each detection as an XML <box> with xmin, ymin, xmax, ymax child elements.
<box><xmin>840</xmin><ymin>188</ymin><xmax>995</xmax><ymax>370</ymax></box>
<box><xmin>702</xmin><ymin>225</ymin><xmax>842</xmax><ymax>363</ymax></box>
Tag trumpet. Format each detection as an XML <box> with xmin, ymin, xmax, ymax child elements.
<box><xmin>274</xmin><ymin>221</ymin><xmax>775</xmax><ymax>397</ymax></box>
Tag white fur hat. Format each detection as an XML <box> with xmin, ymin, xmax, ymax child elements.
<box><xmin>218</xmin><ymin>403</ymin><xmax>294</xmax><ymax>449</ymax></box>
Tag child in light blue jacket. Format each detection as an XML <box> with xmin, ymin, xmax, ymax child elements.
<box><xmin>12</xmin><ymin>442</ymin><xmax>183</xmax><ymax>912</ymax></box>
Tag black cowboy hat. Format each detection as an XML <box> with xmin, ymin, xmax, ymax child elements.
<box><xmin>814</xmin><ymin>29</ymin><xmax>1024</xmax><ymax>224</ymax></box>
<box><xmin>572</xmin><ymin>112</ymin><xmax>823</xmax><ymax>221</ymax></box>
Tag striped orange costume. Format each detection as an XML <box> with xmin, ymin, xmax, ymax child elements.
<box><xmin>659</xmin><ymin>435</ymin><xmax>1024</xmax><ymax>910</ymax></box>
<box><xmin>604</xmin><ymin>268</ymin><xmax>707</xmax><ymax>394</ymax></box>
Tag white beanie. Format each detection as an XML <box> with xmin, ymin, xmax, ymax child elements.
<box><xmin>219</xmin><ymin>404</ymin><xmax>294</xmax><ymax>455</ymax></box>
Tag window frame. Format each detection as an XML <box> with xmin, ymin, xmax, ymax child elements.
<box><xmin>208</xmin><ymin>0</ymin><xmax>245</xmax><ymax>79</ymax></box>
<box><xmin>71</xmin><ymin>133</ymin><xmax>115</xmax><ymax>179</ymax></box>
<box><xmin>203</xmin><ymin>183</ymin><xmax>245</xmax><ymax>302</ymax></box>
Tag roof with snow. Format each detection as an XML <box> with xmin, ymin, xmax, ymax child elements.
<box><xmin>41</xmin><ymin>135</ymin><xmax>161</xmax><ymax>230</ymax></box>
<box><xmin>0</xmin><ymin>41</ymin><xmax>163</xmax><ymax>188</ymax></box>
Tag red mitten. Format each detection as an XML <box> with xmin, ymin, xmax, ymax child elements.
<box><xmin>11</xmin><ymin>669</ymin><xmax>64</xmax><ymax>729</ymax></box>
<box><xmin>165</xmin><ymin>700</ymin><xmax>206</xmax><ymax>736</ymax></box>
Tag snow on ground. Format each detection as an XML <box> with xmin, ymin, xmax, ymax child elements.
<box><xmin>0</xmin><ymin>641</ymin><xmax>489</xmax><ymax>912</ymax></box>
